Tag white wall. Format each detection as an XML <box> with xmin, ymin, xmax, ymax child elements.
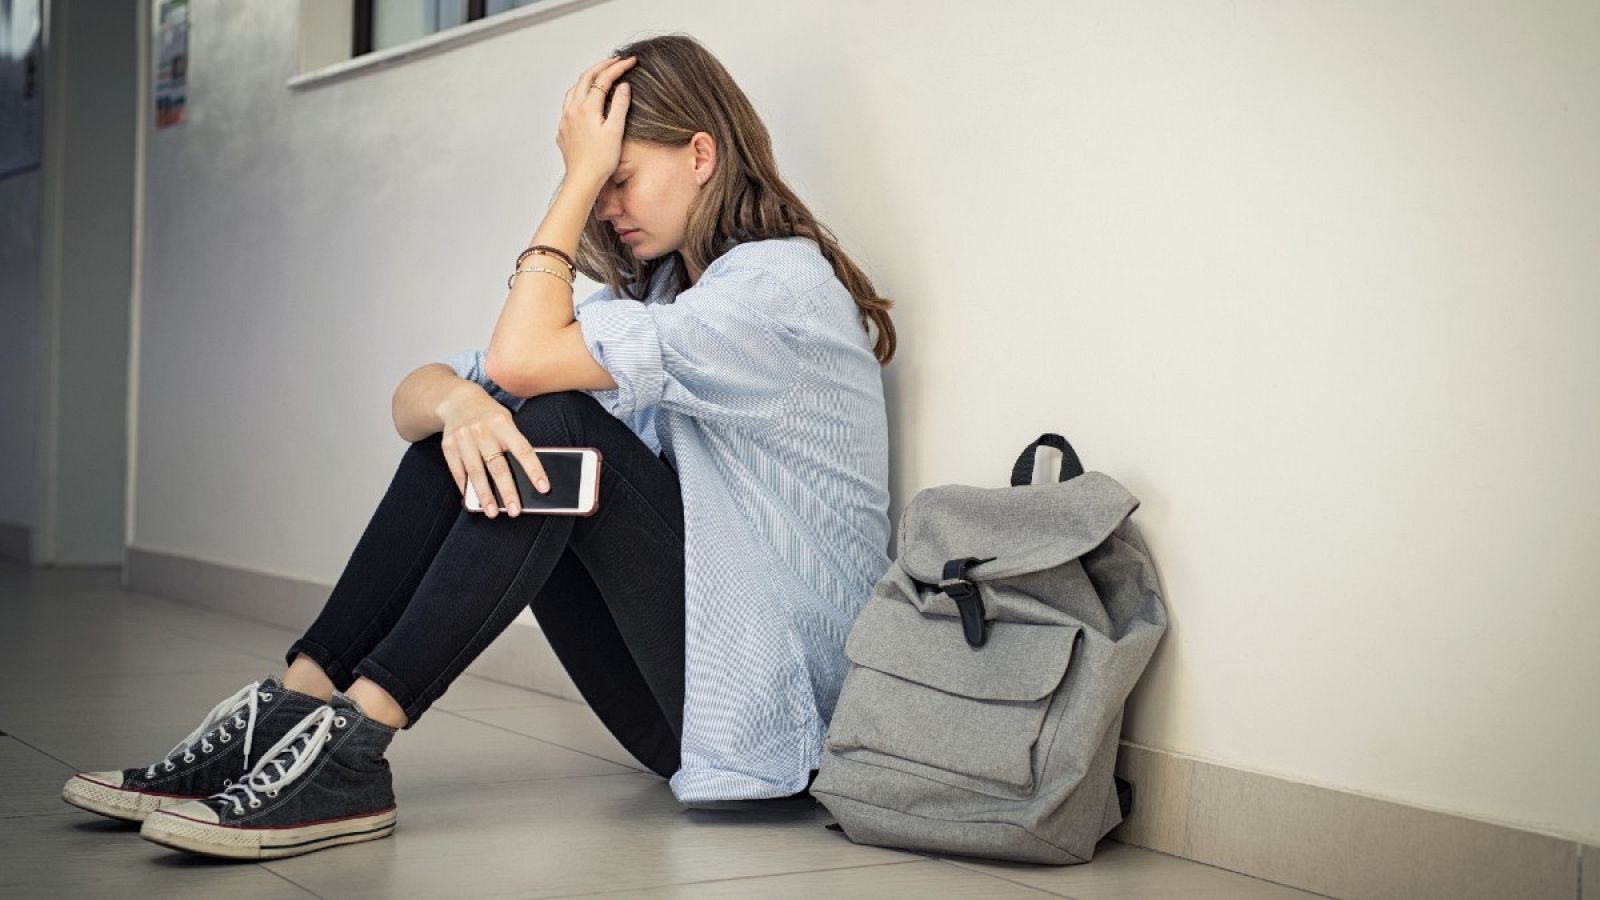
<box><xmin>131</xmin><ymin>1</ymin><xmax>1600</xmax><ymax>843</ymax></box>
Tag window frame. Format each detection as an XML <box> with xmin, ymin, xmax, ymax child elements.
<box><xmin>293</xmin><ymin>0</ymin><xmax>608</xmax><ymax>91</ymax></box>
<box><xmin>351</xmin><ymin>0</ymin><xmax>497</xmax><ymax>58</ymax></box>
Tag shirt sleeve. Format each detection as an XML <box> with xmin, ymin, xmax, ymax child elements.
<box><xmin>442</xmin><ymin>348</ymin><xmax>527</xmax><ymax>412</ymax></box>
<box><xmin>574</xmin><ymin>261</ymin><xmax>809</xmax><ymax>429</ymax></box>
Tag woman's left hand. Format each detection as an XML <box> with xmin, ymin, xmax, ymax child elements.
<box><xmin>557</xmin><ymin>54</ymin><xmax>636</xmax><ymax>187</ymax></box>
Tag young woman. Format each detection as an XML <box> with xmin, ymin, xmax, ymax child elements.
<box><xmin>61</xmin><ymin>33</ymin><xmax>896</xmax><ymax>860</ymax></box>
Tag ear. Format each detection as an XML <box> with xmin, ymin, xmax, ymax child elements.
<box><xmin>690</xmin><ymin>131</ymin><xmax>717</xmax><ymax>185</ymax></box>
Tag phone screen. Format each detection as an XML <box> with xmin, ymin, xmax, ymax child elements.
<box><xmin>498</xmin><ymin>450</ymin><xmax>585</xmax><ymax>511</ymax></box>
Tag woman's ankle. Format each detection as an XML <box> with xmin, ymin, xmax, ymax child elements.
<box><xmin>345</xmin><ymin>678</ymin><xmax>409</xmax><ymax>730</ymax></box>
<box><xmin>282</xmin><ymin>653</ymin><xmax>336</xmax><ymax>702</ymax></box>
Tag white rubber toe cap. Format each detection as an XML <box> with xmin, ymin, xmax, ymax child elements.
<box><xmin>62</xmin><ymin>770</ymin><xmax>158</xmax><ymax>822</ymax></box>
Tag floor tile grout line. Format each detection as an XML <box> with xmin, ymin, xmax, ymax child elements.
<box><xmin>3</xmin><ymin>668</ymin><xmax>290</xmax><ymax>686</ymax></box>
<box><xmin>1129</xmin><ymin>845</ymin><xmax>1338</xmax><ymax>899</ymax></box>
<box><xmin>436</xmin><ymin>701</ymin><xmax>583</xmax><ymax>713</ymax></box>
<box><xmin>2</xmin><ymin>732</ymin><xmax>82</xmax><ymax>772</ymax></box>
<box><xmin>142</xmin><ymin>622</ymin><xmax>298</xmax><ymax>667</ymax></box>
<box><xmin>108</xmin><ymin>596</ymin><xmax>581</xmax><ymax>715</ymax></box>
<box><xmin>112</xmin><ymin>584</ymin><xmax>314</xmax><ymax>667</ymax></box>
<box><xmin>5</xmin><ymin>657</ymin><xmax>313</xmax><ymax>675</ymax></box>
<box><xmin>114</xmin><ymin>583</ymin><xmax>305</xmax><ymax>628</ymax></box>
<box><xmin>434</xmin><ymin>705</ymin><xmax>648</xmax><ymax>772</ymax></box>
<box><xmin>169</xmin><ymin>642</ymin><xmax>286</xmax><ymax>667</ymax></box>
<box><xmin>26</xmin><ymin>579</ymin><xmax>299</xmax><ymax>637</ymax></box>
<box><xmin>942</xmin><ymin>847</ymin><xmax>1332</xmax><ymax>899</ymax></box>
<box><xmin>256</xmin><ymin>862</ymin><xmax>328</xmax><ymax>899</ymax></box>
<box><xmin>930</xmin><ymin>858</ymin><xmax>1084</xmax><ymax>898</ymax></box>
<box><xmin>929</xmin><ymin>858</ymin><xmax>1080</xmax><ymax>898</ymax></box>
<box><xmin>534</xmin><ymin>858</ymin><xmax>930</xmax><ymax>898</ymax></box>
<box><xmin>401</xmin><ymin>768</ymin><xmax>657</xmax><ymax>791</ymax></box>
<box><xmin>435</xmin><ymin>706</ymin><xmax>652</xmax><ymax>775</ymax></box>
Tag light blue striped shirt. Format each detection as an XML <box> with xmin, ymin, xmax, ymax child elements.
<box><xmin>446</xmin><ymin>236</ymin><xmax>893</xmax><ymax>803</ymax></box>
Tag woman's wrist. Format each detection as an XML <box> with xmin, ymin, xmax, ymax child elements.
<box><xmin>524</xmin><ymin>173</ymin><xmax>604</xmax><ymax>261</ymax></box>
<box><xmin>393</xmin><ymin>364</ymin><xmax>473</xmax><ymax>442</ymax></box>
<box><xmin>435</xmin><ymin>377</ymin><xmax>488</xmax><ymax>426</ymax></box>
<box><xmin>561</xmin><ymin>168</ymin><xmax>608</xmax><ymax>197</ymax></box>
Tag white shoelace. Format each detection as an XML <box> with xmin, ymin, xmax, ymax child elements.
<box><xmin>145</xmin><ymin>681</ymin><xmax>269</xmax><ymax>778</ymax></box>
<box><xmin>212</xmin><ymin>706</ymin><xmax>344</xmax><ymax>816</ymax></box>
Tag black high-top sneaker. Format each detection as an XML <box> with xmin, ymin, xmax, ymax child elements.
<box><xmin>61</xmin><ymin>675</ymin><xmax>329</xmax><ymax>822</ymax></box>
<box><xmin>140</xmin><ymin>691</ymin><xmax>398</xmax><ymax>860</ymax></box>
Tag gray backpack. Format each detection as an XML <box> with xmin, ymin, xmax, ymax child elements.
<box><xmin>810</xmin><ymin>434</ymin><xmax>1167</xmax><ymax>864</ymax></box>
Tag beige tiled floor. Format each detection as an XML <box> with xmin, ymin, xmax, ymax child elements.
<box><xmin>1</xmin><ymin>563</ymin><xmax>1322</xmax><ymax>898</ymax></box>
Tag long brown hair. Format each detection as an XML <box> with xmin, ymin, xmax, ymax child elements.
<box><xmin>574</xmin><ymin>33</ymin><xmax>897</xmax><ymax>365</ymax></box>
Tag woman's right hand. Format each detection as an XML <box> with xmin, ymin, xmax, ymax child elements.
<box><xmin>438</xmin><ymin>385</ymin><xmax>550</xmax><ymax>519</ymax></box>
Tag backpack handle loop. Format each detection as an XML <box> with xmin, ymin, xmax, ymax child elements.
<box><xmin>1009</xmin><ymin>433</ymin><xmax>1085</xmax><ymax>486</ymax></box>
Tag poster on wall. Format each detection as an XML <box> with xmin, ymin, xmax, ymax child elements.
<box><xmin>155</xmin><ymin>0</ymin><xmax>188</xmax><ymax>128</ymax></box>
<box><xmin>0</xmin><ymin>0</ymin><xmax>44</xmax><ymax>177</ymax></box>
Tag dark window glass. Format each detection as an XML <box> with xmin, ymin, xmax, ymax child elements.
<box><xmin>353</xmin><ymin>0</ymin><xmax>546</xmax><ymax>57</ymax></box>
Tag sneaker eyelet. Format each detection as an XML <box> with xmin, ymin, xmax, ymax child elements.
<box><xmin>223</xmin><ymin>778</ymin><xmax>232</xmax><ymax>786</ymax></box>
<box><xmin>333</xmin><ymin>715</ymin><xmax>348</xmax><ymax>728</ymax></box>
<box><xmin>165</xmin><ymin>761</ymin><xmax>176</xmax><ymax>771</ymax></box>
<box><xmin>259</xmin><ymin>692</ymin><xmax>274</xmax><ymax>701</ymax></box>
<box><xmin>200</xmin><ymin>741</ymin><xmax>214</xmax><ymax>753</ymax></box>
<box><xmin>219</xmin><ymin>732</ymin><xmax>232</xmax><ymax>743</ymax></box>
<box><xmin>249</xmin><ymin>799</ymin><xmax>262</xmax><ymax>809</ymax></box>
<box><xmin>266</xmin><ymin>788</ymin><xmax>278</xmax><ymax>798</ymax></box>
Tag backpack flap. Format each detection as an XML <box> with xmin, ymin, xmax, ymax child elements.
<box><xmin>899</xmin><ymin>471</ymin><xmax>1140</xmax><ymax>631</ymax></box>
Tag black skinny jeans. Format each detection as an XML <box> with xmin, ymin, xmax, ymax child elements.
<box><xmin>285</xmin><ymin>390</ymin><xmax>686</xmax><ymax>779</ymax></box>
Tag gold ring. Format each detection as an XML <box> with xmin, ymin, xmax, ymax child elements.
<box><xmin>589</xmin><ymin>82</ymin><xmax>605</xmax><ymax>91</ymax></box>
<box><xmin>483</xmin><ymin>451</ymin><xmax>507</xmax><ymax>463</ymax></box>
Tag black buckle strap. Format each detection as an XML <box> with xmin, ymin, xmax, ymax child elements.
<box><xmin>939</xmin><ymin>556</ymin><xmax>997</xmax><ymax>647</ymax></box>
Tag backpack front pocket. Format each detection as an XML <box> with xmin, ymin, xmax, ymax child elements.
<box><xmin>826</xmin><ymin>594</ymin><xmax>1081</xmax><ymax>791</ymax></box>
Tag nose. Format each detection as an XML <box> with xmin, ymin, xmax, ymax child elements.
<box><xmin>594</xmin><ymin>183</ymin><xmax>622</xmax><ymax>221</ymax></box>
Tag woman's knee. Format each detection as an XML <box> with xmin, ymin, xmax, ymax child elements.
<box><xmin>511</xmin><ymin>391</ymin><xmax>604</xmax><ymax>442</ymax></box>
<box><xmin>400</xmin><ymin>431</ymin><xmax>451</xmax><ymax>477</ymax></box>
<box><xmin>513</xmin><ymin>390</ymin><xmax>598</xmax><ymax>419</ymax></box>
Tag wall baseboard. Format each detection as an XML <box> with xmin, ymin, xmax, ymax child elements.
<box><xmin>120</xmin><ymin>547</ymin><xmax>1593</xmax><ymax>899</ymax></box>
<box><xmin>123</xmin><ymin>547</ymin><xmax>584</xmax><ymax>702</ymax></box>
<box><xmin>1111</xmin><ymin>742</ymin><xmax>1594</xmax><ymax>900</ymax></box>
<box><xmin>0</xmin><ymin>521</ymin><xmax>31</xmax><ymax>564</ymax></box>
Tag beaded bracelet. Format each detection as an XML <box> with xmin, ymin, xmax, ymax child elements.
<box><xmin>515</xmin><ymin>244</ymin><xmax>577</xmax><ymax>276</ymax></box>
<box><xmin>507</xmin><ymin>265</ymin><xmax>575</xmax><ymax>290</ymax></box>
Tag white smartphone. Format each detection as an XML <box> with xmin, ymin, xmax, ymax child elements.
<box><xmin>463</xmin><ymin>447</ymin><xmax>602</xmax><ymax>516</ymax></box>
